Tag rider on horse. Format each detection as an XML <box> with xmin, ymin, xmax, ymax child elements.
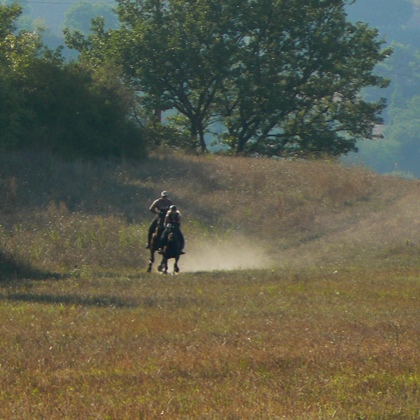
<box><xmin>146</xmin><ymin>191</ymin><xmax>173</xmax><ymax>249</ymax></box>
<box><xmin>160</xmin><ymin>205</ymin><xmax>185</xmax><ymax>254</ymax></box>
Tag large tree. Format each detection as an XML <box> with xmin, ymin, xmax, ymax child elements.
<box><xmin>113</xmin><ymin>0</ymin><xmax>245</xmax><ymax>152</ymax></box>
<box><xmin>68</xmin><ymin>0</ymin><xmax>391</xmax><ymax>156</ymax></box>
<box><xmin>219</xmin><ymin>0</ymin><xmax>391</xmax><ymax>156</ymax></box>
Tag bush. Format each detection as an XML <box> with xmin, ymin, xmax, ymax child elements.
<box><xmin>10</xmin><ymin>59</ymin><xmax>147</xmax><ymax>160</ymax></box>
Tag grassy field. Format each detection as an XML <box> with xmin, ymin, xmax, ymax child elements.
<box><xmin>0</xmin><ymin>151</ymin><xmax>419</xmax><ymax>418</ymax></box>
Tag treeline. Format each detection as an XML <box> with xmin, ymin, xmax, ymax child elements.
<box><xmin>346</xmin><ymin>0</ymin><xmax>420</xmax><ymax>176</ymax></box>
<box><xmin>0</xmin><ymin>1</ymin><xmax>391</xmax><ymax>160</ymax></box>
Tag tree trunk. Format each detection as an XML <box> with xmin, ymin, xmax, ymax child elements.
<box><xmin>198</xmin><ymin>126</ymin><xmax>207</xmax><ymax>153</ymax></box>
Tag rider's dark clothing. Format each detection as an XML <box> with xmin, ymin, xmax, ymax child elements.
<box><xmin>160</xmin><ymin>210</ymin><xmax>184</xmax><ymax>250</ymax></box>
<box><xmin>164</xmin><ymin>210</ymin><xmax>181</xmax><ymax>227</ymax></box>
<box><xmin>147</xmin><ymin>197</ymin><xmax>173</xmax><ymax>246</ymax></box>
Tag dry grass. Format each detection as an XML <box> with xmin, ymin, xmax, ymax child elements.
<box><xmin>0</xmin><ymin>269</ymin><xmax>418</xmax><ymax>418</ymax></box>
<box><xmin>2</xmin><ymin>150</ymin><xmax>420</xmax><ymax>273</ymax></box>
<box><xmin>0</xmin><ymin>151</ymin><xmax>419</xmax><ymax>418</ymax></box>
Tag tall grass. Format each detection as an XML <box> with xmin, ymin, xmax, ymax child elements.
<box><xmin>1</xmin><ymin>150</ymin><xmax>419</xmax><ymax>274</ymax></box>
<box><xmin>0</xmin><ymin>151</ymin><xmax>419</xmax><ymax>418</ymax></box>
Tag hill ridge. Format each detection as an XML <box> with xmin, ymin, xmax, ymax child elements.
<box><xmin>1</xmin><ymin>151</ymin><xmax>419</xmax><ymax>273</ymax></box>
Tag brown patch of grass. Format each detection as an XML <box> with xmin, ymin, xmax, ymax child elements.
<box><xmin>0</xmin><ymin>268</ymin><xmax>419</xmax><ymax>418</ymax></box>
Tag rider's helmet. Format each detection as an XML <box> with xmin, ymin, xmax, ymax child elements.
<box><xmin>161</xmin><ymin>191</ymin><xmax>168</xmax><ymax>197</ymax></box>
<box><xmin>170</xmin><ymin>205</ymin><xmax>177</xmax><ymax>211</ymax></box>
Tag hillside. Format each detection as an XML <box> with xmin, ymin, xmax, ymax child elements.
<box><xmin>1</xmin><ymin>151</ymin><xmax>420</xmax><ymax>276</ymax></box>
<box><xmin>1</xmin><ymin>151</ymin><xmax>419</xmax><ymax>418</ymax></box>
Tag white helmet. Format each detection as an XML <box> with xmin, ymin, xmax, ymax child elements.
<box><xmin>161</xmin><ymin>191</ymin><xmax>168</xmax><ymax>197</ymax></box>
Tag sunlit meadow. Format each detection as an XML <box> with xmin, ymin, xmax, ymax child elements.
<box><xmin>0</xmin><ymin>151</ymin><xmax>419</xmax><ymax>418</ymax></box>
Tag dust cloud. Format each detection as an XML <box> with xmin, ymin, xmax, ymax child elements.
<box><xmin>180</xmin><ymin>238</ymin><xmax>273</xmax><ymax>272</ymax></box>
<box><xmin>177</xmin><ymin>190</ymin><xmax>420</xmax><ymax>273</ymax></box>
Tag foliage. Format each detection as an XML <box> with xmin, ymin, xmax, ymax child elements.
<box><xmin>0</xmin><ymin>4</ymin><xmax>147</xmax><ymax>159</ymax></box>
<box><xmin>382</xmin><ymin>95</ymin><xmax>420</xmax><ymax>176</ymax></box>
<box><xmin>217</xmin><ymin>1</ymin><xmax>390</xmax><ymax>157</ymax></box>
<box><xmin>82</xmin><ymin>0</ymin><xmax>390</xmax><ymax>157</ymax></box>
<box><xmin>0</xmin><ymin>3</ymin><xmax>43</xmax><ymax>151</ymax></box>
<box><xmin>343</xmin><ymin>4</ymin><xmax>420</xmax><ymax>177</ymax></box>
<box><xmin>21</xmin><ymin>57</ymin><xmax>147</xmax><ymax>159</ymax></box>
<box><xmin>63</xmin><ymin>1</ymin><xmax>119</xmax><ymax>34</ymax></box>
<box><xmin>347</xmin><ymin>42</ymin><xmax>420</xmax><ymax>176</ymax></box>
<box><xmin>63</xmin><ymin>0</ymin><xmax>390</xmax><ymax>156</ymax></box>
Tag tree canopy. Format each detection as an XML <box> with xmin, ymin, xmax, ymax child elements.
<box><xmin>1</xmin><ymin>0</ymin><xmax>392</xmax><ymax>160</ymax></box>
<box><xmin>85</xmin><ymin>0</ymin><xmax>390</xmax><ymax>157</ymax></box>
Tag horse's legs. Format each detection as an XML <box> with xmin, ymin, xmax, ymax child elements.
<box><xmin>174</xmin><ymin>256</ymin><xmax>180</xmax><ymax>273</ymax></box>
<box><xmin>147</xmin><ymin>250</ymin><xmax>155</xmax><ymax>273</ymax></box>
<box><xmin>158</xmin><ymin>256</ymin><xmax>166</xmax><ymax>273</ymax></box>
<box><xmin>164</xmin><ymin>257</ymin><xmax>169</xmax><ymax>274</ymax></box>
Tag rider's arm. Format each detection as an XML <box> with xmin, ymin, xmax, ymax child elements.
<box><xmin>164</xmin><ymin>213</ymin><xmax>170</xmax><ymax>225</ymax></box>
<box><xmin>177</xmin><ymin>212</ymin><xmax>181</xmax><ymax>227</ymax></box>
<box><xmin>149</xmin><ymin>199</ymin><xmax>159</xmax><ymax>214</ymax></box>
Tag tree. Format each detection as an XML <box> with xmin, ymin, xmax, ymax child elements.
<box><xmin>113</xmin><ymin>0</ymin><xmax>245</xmax><ymax>152</ymax></box>
<box><xmin>67</xmin><ymin>0</ymin><xmax>390</xmax><ymax>157</ymax></box>
<box><xmin>0</xmin><ymin>3</ymin><xmax>45</xmax><ymax>151</ymax></box>
<box><xmin>380</xmin><ymin>95</ymin><xmax>420</xmax><ymax>176</ymax></box>
<box><xmin>0</xmin><ymin>4</ymin><xmax>147</xmax><ymax>159</ymax></box>
<box><xmin>219</xmin><ymin>1</ymin><xmax>390</xmax><ymax>156</ymax></box>
<box><xmin>18</xmin><ymin>56</ymin><xmax>147</xmax><ymax>159</ymax></box>
<box><xmin>378</xmin><ymin>43</ymin><xmax>420</xmax><ymax>109</ymax></box>
<box><xmin>64</xmin><ymin>1</ymin><xmax>119</xmax><ymax>34</ymax></box>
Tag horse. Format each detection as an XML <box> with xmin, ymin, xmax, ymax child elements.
<box><xmin>147</xmin><ymin>223</ymin><xmax>165</xmax><ymax>273</ymax></box>
<box><xmin>158</xmin><ymin>224</ymin><xmax>182</xmax><ymax>274</ymax></box>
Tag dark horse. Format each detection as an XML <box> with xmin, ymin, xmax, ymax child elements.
<box><xmin>147</xmin><ymin>223</ymin><xmax>164</xmax><ymax>273</ymax></box>
<box><xmin>158</xmin><ymin>224</ymin><xmax>182</xmax><ymax>274</ymax></box>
